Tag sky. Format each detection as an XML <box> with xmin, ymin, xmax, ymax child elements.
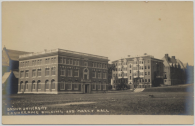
<box><xmin>2</xmin><ymin>1</ymin><xmax>194</xmax><ymax>65</ymax></box>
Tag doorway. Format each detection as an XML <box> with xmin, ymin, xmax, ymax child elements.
<box><xmin>85</xmin><ymin>84</ymin><xmax>88</xmax><ymax>93</ymax></box>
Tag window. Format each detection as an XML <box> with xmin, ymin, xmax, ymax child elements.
<box><xmin>97</xmin><ymin>83</ymin><xmax>101</xmax><ymax>90</ymax></box>
<box><xmin>92</xmin><ymin>71</ymin><xmax>96</xmax><ymax>78</ymax></box>
<box><xmin>63</xmin><ymin>58</ymin><xmax>66</xmax><ymax>64</ymax></box>
<box><xmin>45</xmin><ymin>68</ymin><xmax>50</xmax><ymax>76</ymax></box>
<box><xmin>99</xmin><ymin>63</ymin><xmax>102</xmax><ymax>68</ymax></box>
<box><xmin>130</xmin><ymin>76</ymin><xmax>131</xmax><ymax>80</ymax></box>
<box><xmin>60</xmin><ymin>57</ymin><xmax>63</xmax><ymax>63</ymax></box>
<box><xmin>148</xmin><ymin>66</ymin><xmax>150</xmax><ymax>69</ymax></box>
<box><xmin>105</xmin><ymin>64</ymin><xmax>107</xmax><ymax>68</ymax></box>
<box><xmin>45</xmin><ymin>58</ymin><xmax>50</xmax><ymax>64</ymax></box>
<box><xmin>60</xmin><ymin>81</ymin><xmax>65</xmax><ymax>90</ymax></box>
<box><xmin>32</xmin><ymin>81</ymin><xmax>36</xmax><ymax>90</ymax></box>
<box><xmin>98</xmin><ymin>72</ymin><xmax>101</xmax><ymax>79</ymax></box>
<box><xmin>37</xmin><ymin>81</ymin><xmax>41</xmax><ymax>90</ymax></box>
<box><xmin>129</xmin><ymin>64</ymin><xmax>131</xmax><ymax>68</ymax></box>
<box><xmin>94</xmin><ymin>63</ymin><xmax>97</xmax><ymax>67</ymax></box>
<box><xmin>51</xmin><ymin>80</ymin><xmax>55</xmax><ymax>89</ymax></box>
<box><xmin>103</xmin><ymin>73</ymin><xmax>106</xmax><ymax>79</ymax></box>
<box><xmin>73</xmin><ymin>60</ymin><xmax>77</xmax><ymax>65</ymax></box>
<box><xmin>20</xmin><ymin>82</ymin><xmax>23</xmax><ymax>90</ymax></box>
<box><xmin>148</xmin><ymin>79</ymin><xmax>150</xmax><ymax>82</ymax></box>
<box><xmin>66</xmin><ymin>59</ymin><xmax>70</xmax><ymax>64</ymax></box>
<box><xmin>76</xmin><ymin>61</ymin><xmax>79</xmax><ymax>66</ymax></box>
<box><xmin>103</xmin><ymin>84</ymin><xmax>106</xmax><ymax>90</ymax></box>
<box><xmin>32</xmin><ymin>69</ymin><xmax>36</xmax><ymax>77</ymax></box>
<box><xmin>25</xmin><ymin>82</ymin><xmax>28</xmax><ymax>90</ymax></box>
<box><xmin>68</xmin><ymin>69</ymin><xmax>72</xmax><ymax>77</ymax></box>
<box><xmin>145</xmin><ymin>72</ymin><xmax>147</xmax><ymax>75</ymax></box>
<box><xmin>125</xmin><ymin>73</ymin><xmax>127</xmax><ymax>76</ymax></box>
<box><xmin>130</xmin><ymin>70</ymin><xmax>131</xmax><ymax>73</ymax></box>
<box><xmin>52</xmin><ymin>58</ymin><xmax>56</xmax><ymax>63</ymax></box>
<box><xmin>145</xmin><ymin>66</ymin><xmax>147</xmax><ymax>69</ymax></box>
<box><xmin>145</xmin><ymin>79</ymin><xmax>147</xmax><ymax>82</ymax></box>
<box><xmin>92</xmin><ymin>83</ymin><xmax>96</xmax><ymax>90</ymax></box>
<box><xmin>60</xmin><ymin>67</ymin><xmax>65</xmax><ymax>76</ymax></box>
<box><xmin>37</xmin><ymin>69</ymin><xmax>41</xmax><ymax>76</ymax></box>
<box><xmin>74</xmin><ymin>84</ymin><xmax>79</xmax><ymax>90</ymax></box>
<box><xmin>67</xmin><ymin>82</ymin><xmax>72</xmax><ymax>90</ymax></box>
<box><xmin>70</xmin><ymin>59</ymin><xmax>73</xmax><ymax>64</ymax></box>
<box><xmin>84</xmin><ymin>61</ymin><xmax>88</xmax><ymax>66</ymax></box>
<box><xmin>20</xmin><ymin>71</ymin><xmax>24</xmax><ymax>78</ymax></box>
<box><xmin>25</xmin><ymin>70</ymin><xmax>29</xmax><ymax>78</ymax></box>
<box><xmin>74</xmin><ymin>69</ymin><xmax>79</xmax><ymax>77</ymax></box>
<box><xmin>45</xmin><ymin>80</ymin><xmax>49</xmax><ymax>90</ymax></box>
<box><xmin>148</xmin><ymin>60</ymin><xmax>150</xmax><ymax>63</ymax></box>
<box><xmin>142</xmin><ymin>66</ymin><xmax>143</xmax><ymax>70</ymax></box>
<box><xmin>51</xmin><ymin>67</ymin><xmax>56</xmax><ymax>75</ymax></box>
<box><xmin>148</xmin><ymin>72</ymin><xmax>150</xmax><ymax>75</ymax></box>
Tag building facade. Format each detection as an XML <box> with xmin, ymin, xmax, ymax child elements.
<box><xmin>18</xmin><ymin>49</ymin><xmax>109</xmax><ymax>94</ymax></box>
<box><xmin>162</xmin><ymin>54</ymin><xmax>186</xmax><ymax>85</ymax></box>
<box><xmin>111</xmin><ymin>54</ymin><xmax>164</xmax><ymax>89</ymax></box>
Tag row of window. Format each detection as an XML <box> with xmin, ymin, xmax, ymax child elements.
<box><xmin>133</xmin><ymin>66</ymin><xmax>150</xmax><ymax>70</ymax></box>
<box><xmin>59</xmin><ymin>57</ymin><xmax>79</xmax><ymax>66</ymax></box>
<box><xmin>21</xmin><ymin>57</ymin><xmax>57</xmax><ymax>67</ymax></box>
<box><xmin>20</xmin><ymin>80</ymin><xmax>106</xmax><ymax>91</ymax></box>
<box><xmin>92</xmin><ymin>62</ymin><xmax>107</xmax><ymax>69</ymax></box>
<box><xmin>20</xmin><ymin>80</ymin><xmax>55</xmax><ymax>90</ymax></box>
<box><xmin>133</xmin><ymin>72</ymin><xmax>150</xmax><ymax>76</ymax></box>
<box><xmin>20</xmin><ymin>67</ymin><xmax>56</xmax><ymax>78</ymax></box>
<box><xmin>113</xmin><ymin>71</ymin><xmax>150</xmax><ymax>77</ymax></box>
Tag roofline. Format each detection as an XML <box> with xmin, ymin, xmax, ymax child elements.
<box><xmin>19</xmin><ymin>48</ymin><xmax>109</xmax><ymax>60</ymax></box>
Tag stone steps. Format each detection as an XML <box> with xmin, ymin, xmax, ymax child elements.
<box><xmin>134</xmin><ymin>88</ymin><xmax>145</xmax><ymax>92</ymax></box>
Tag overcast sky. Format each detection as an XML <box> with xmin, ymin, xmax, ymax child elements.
<box><xmin>2</xmin><ymin>1</ymin><xmax>194</xmax><ymax>65</ymax></box>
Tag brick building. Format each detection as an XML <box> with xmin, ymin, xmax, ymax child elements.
<box><xmin>162</xmin><ymin>54</ymin><xmax>186</xmax><ymax>85</ymax></box>
<box><xmin>111</xmin><ymin>54</ymin><xmax>164</xmax><ymax>89</ymax></box>
<box><xmin>18</xmin><ymin>49</ymin><xmax>109</xmax><ymax>94</ymax></box>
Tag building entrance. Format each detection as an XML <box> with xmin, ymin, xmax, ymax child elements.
<box><xmin>84</xmin><ymin>84</ymin><xmax>89</xmax><ymax>93</ymax></box>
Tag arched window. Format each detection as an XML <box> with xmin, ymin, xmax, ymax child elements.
<box><xmin>20</xmin><ymin>81</ymin><xmax>23</xmax><ymax>90</ymax></box>
<box><xmin>51</xmin><ymin>80</ymin><xmax>55</xmax><ymax>89</ymax></box>
<box><xmin>45</xmin><ymin>80</ymin><xmax>49</xmax><ymax>89</ymax></box>
<box><xmin>25</xmin><ymin>81</ymin><xmax>28</xmax><ymax>90</ymax></box>
<box><xmin>31</xmin><ymin>81</ymin><xmax>35</xmax><ymax>90</ymax></box>
<box><xmin>83</xmin><ymin>68</ymin><xmax>89</xmax><ymax>80</ymax></box>
<box><xmin>37</xmin><ymin>80</ymin><xmax>41</xmax><ymax>90</ymax></box>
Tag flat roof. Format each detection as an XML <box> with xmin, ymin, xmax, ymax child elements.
<box><xmin>19</xmin><ymin>48</ymin><xmax>108</xmax><ymax>60</ymax></box>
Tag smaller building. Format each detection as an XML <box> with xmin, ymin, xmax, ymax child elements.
<box><xmin>2</xmin><ymin>47</ymin><xmax>31</xmax><ymax>94</ymax></box>
<box><xmin>111</xmin><ymin>54</ymin><xmax>164</xmax><ymax>90</ymax></box>
<box><xmin>162</xmin><ymin>54</ymin><xmax>186</xmax><ymax>85</ymax></box>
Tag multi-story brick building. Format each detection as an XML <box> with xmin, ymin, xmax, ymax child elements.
<box><xmin>111</xmin><ymin>54</ymin><xmax>164</xmax><ymax>89</ymax></box>
<box><xmin>18</xmin><ymin>49</ymin><xmax>109</xmax><ymax>94</ymax></box>
<box><xmin>162</xmin><ymin>54</ymin><xmax>186</xmax><ymax>85</ymax></box>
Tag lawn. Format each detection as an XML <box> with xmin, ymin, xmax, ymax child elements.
<box><xmin>2</xmin><ymin>84</ymin><xmax>194</xmax><ymax>115</ymax></box>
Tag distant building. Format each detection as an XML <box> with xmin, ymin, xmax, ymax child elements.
<box><xmin>184</xmin><ymin>63</ymin><xmax>194</xmax><ymax>84</ymax></box>
<box><xmin>162</xmin><ymin>54</ymin><xmax>186</xmax><ymax>85</ymax></box>
<box><xmin>2</xmin><ymin>47</ymin><xmax>31</xmax><ymax>94</ymax></box>
<box><xmin>111</xmin><ymin>54</ymin><xmax>164</xmax><ymax>90</ymax></box>
<box><xmin>18</xmin><ymin>49</ymin><xmax>109</xmax><ymax>94</ymax></box>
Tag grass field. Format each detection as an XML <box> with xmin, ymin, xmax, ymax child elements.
<box><xmin>2</xmin><ymin>84</ymin><xmax>194</xmax><ymax>115</ymax></box>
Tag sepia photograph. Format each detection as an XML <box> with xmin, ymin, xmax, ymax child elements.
<box><xmin>1</xmin><ymin>1</ymin><xmax>194</xmax><ymax>124</ymax></box>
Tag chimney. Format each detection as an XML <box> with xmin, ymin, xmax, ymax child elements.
<box><xmin>144</xmin><ymin>53</ymin><xmax>147</xmax><ymax>55</ymax></box>
<box><xmin>172</xmin><ymin>56</ymin><xmax>175</xmax><ymax>59</ymax></box>
<box><xmin>165</xmin><ymin>54</ymin><xmax>168</xmax><ymax>58</ymax></box>
<box><xmin>128</xmin><ymin>55</ymin><xmax>130</xmax><ymax>57</ymax></box>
